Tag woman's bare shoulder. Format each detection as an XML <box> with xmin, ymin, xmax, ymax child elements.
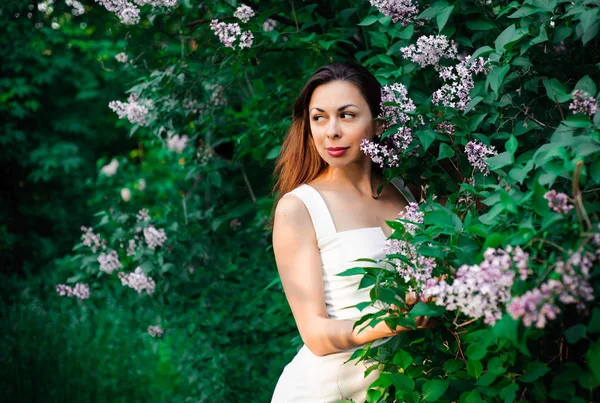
<box><xmin>273</xmin><ymin>193</ymin><xmax>311</xmax><ymax>230</ymax></box>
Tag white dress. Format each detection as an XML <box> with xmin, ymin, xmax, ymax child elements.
<box><xmin>271</xmin><ymin>180</ymin><xmax>416</xmax><ymax>403</ymax></box>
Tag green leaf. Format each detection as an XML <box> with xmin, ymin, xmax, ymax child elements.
<box><xmin>461</xmin><ymin>390</ymin><xmax>483</xmax><ymax>403</ymax></box>
<box><xmin>437</xmin><ymin>5</ymin><xmax>454</xmax><ymax>33</ymax></box>
<box><xmin>487</xmin><ymin>65</ymin><xmax>510</xmax><ymax>94</ymax></box>
<box><xmin>487</xmin><ymin>151</ymin><xmax>514</xmax><ymax>170</ymax></box>
<box><xmin>565</xmin><ymin>324</ymin><xmax>587</xmax><ymax>344</ymax></box>
<box><xmin>575</xmin><ymin>75</ymin><xmax>597</xmax><ymax>95</ymax></box>
<box><xmin>381</xmin><ymin>373</ymin><xmax>414</xmax><ymax>390</ymax></box>
<box><xmin>588</xmin><ymin>308</ymin><xmax>600</xmax><ymax>333</ymax></box>
<box><xmin>337</xmin><ymin>267</ymin><xmax>366</xmax><ymax>276</ymax></box>
<box><xmin>422</xmin><ymin>379</ymin><xmax>449</xmax><ymax>402</ymax></box>
<box><xmin>408</xmin><ymin>302</ymin><xmax>442</xmax><ymax>318</ymax></box>
<box><xmin>471</xmin><ymin>46</ymin><xmax>495</xmax><ymax>61</ymax></box>
<box><xmin>393</xmin><ymin>349</ymin><xmax>413</xmax><ymax>369</ymax></box>
<box><xmin>358</xmin><ymin>15</ymin><xmax>379</xmax><ymax>26</ymax></box>
<box><xmin>500</xmin><ymin>383</ymin><xmax>519</xmax><ymax>403</ymax></box>
<box><xmin>587</xmin><ymin>339</ymin><xmax>600</xmax><ymax>383</ymax></box>
<box><xmin>437</xmin><ymin>143</ymin><xmax>455</xmax><ymax>160</ymax></box>
<box><xmin>543</xmin><ymin>78</ymin><xmax>571</xmax><ymax>103</ymax></box>
<box><xmin>520</xmin><ymin>361</ymin><xmax>550</xmax><ymax>383</ymax></box>
<box><xmin>563</xmin><ymin>115</ymin><xmax>592</xmax><ymax>128</ymax></box>
<box><xmin>488</xmin><ymin>356</ymin><xmax>507</xmax><ymax>375</ymax></box>
<box><xmin>443</xmin><ymin>359</ymin><xmax>464</xmax><ymax>374</ymax></box>
<box><xmin>466</xmin><ymin>20</ymin><xmax>495</xmax><ymax>31</ymax></box>
<box><xmin>506</xmin><ymin>135</ymin><xmax>518</xmax><ymax>154</ymax></box>
<box><xmin>508</xmin><ymin>5</ymin><xmax>542</xmax><ymax>18</ymax></box>
<box><xmin>266</xmin><ymin>145</ymin><xmax>281</xmax><ymax>159</ymax></box>
<box><xmin>495</xmin><ymin>24</ymin><xmax>528</xmax><ymax>52</ymax></box>
<box><xmin>465</xmin><ymin>342</ymin><xmax>488</xmax><ymax>361</ymax></box>
<box><xmin>416</xmin><ymin>129</ymin><xmax>436</xmax><ymax>152</ymax></box>
<box><xmin>467</xmin><ymin>359</ymin><xmax>483</xmax><ymax>378</ymax></box>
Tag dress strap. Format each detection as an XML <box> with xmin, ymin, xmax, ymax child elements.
<box><xmin>288</xmin><ymin>184</ymin><xmax>337</xmax><ymax>241</ymax></box>
<box><xmin>391</xmin><ymin>178</ymin><xmax>417</xmax><ymax>204</ymax></box>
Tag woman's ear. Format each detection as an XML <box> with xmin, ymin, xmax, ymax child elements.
<box><xmin>375</xmin><ymin>120</ymin><xmax>385</xmax><ymax>137</ymax></box>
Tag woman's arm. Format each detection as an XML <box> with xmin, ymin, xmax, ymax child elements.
<box><xmin>273</xmin><ymin>194</ymin><xmax>422</xmax><ymax>357</ymax></box>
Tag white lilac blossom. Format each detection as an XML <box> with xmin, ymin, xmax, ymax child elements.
<box><xmin>100</xmin><ymin>158</ymin><xmax>119</xmax><ymax>176</ymax></box>
<box><xmin>148</xmin><ymin>325</ymin><xmax>164</xmax><ymax>337</ymax></box>
<box><xmin>115</xmin><ymin>52</ymin><xmax>129</xmax><ymax>63</ymax></box>
<box><xmin>118</xmin><ymin>267</ymin><xmax>156</xmax><ymax>295</ymax></box>
<box><xmin>136</xmin><ymin>208</ymin><xmax>150</xmax><ymax>222</ymax></box>
<box><xmin>433</xmin><ymin>57</ymin><xmax>488</xmax><ymax>111</ymax></box>
<box><xmin>108</xmin><ymin>93</ymin><xmax>151</xmax><ymax>126</ymax></box>
<box><xmin>93</xmin><ymin>0</ymin><xmax>178</xmax><ymax>25</ymax></box>
<box><xmin>569</xmin><ymin>90</ymin><xmax>598</xmax><ymax>117</ymax></box>
<box><xmin>465</xmin><ymin>140</ymin><xmax>498</xmax><ymax>176</ymax></box>
<box><xmin>544</xmin><ymin>190</ymin><xmax>574</xmax><ymax>214</ymax></box>
<box><xmin>384</xmin><ymin>203</ymin><xmax>435</xmax><ymax>290</ymax></box>
<box><xmin>233</xmin><ymin>4</ymin><xmax>255</xmax><ymax>23</ymax></box>
<box><xmin>210</xmin><ymin>20</ymin><xmax>253</xmax><ymax>50</ymax></box>
<box><xmin>120</xmin><ymin>187</ymin><xmax>132</xmax><ymax>202</ymax></box>
<box><xmin>56</xmin><ymin>283</ymin><xmax>90</xmax><ymax>300</ymax></box>
<box><xmin>97</xmin><ymin>250</ymin><xmax>122</xmax><ymax>274</ymax></box>
<box><xmin>126</xmin><ymin>239</ymin><xmax>138</xmax><ymax>256</ymax></box>
<box><xmin>369</xmin><ymin>0</ymin><xmax>419</xmax><ymax>26</ymax></box>
<box><xmin>424</xmin><ymin>247</ymin><xmax>529</xmax><ymax>325</ymax></box>
<box><xmin>182</xmin><ymin>99</ymin><xmax>202</xmax><ymax>115</ymax></box>
<box><xmin>65</xmin><ymin>0</ymin><xmax>85</xmax><ymax>16</ymax></box>
<box><xmin>360</xmin><ymin>127</ymin><xmax>413</xmax><ymax>168</ymax></box>
<box><xmin>435</xmin><ymin>122</ymin><xmax>455</xmax><ymax>135</ymax></box>
<box><xmin>400</xmin><ymin>35</ymin><xmax>458</xmax><ymax>70</ymax></box>
<box><xmin>81</xmin><ymin>226</ymin><xmax>106</xmax><ymax>252</ymax></box>
<box><xmin>167</xmin><ymin>133</ymin><xmax>189</xmax><ymax>153</ymax></box>
<box><xmin>262</xmin><ymin>18</ymin><xmax>277</xmax><ymax>32</ymax></box>
<box><xmin>143</xmin><ymin>225</ymin><xmax>167</xmax><ymax>249</ymax></box>
<box><xmin>210</xmin><ymin>84</ymin><xmax>228</xmax><ymax>106</ymax></box>
<box><xmin>379</xmin><ymin>83</ymin><xmax>416</xmax><ymax>128</ymax></box>
<box><xmin>507</xmin><ymin>250</ymin><xmax>595</xmax><ymax>328</ymax></box>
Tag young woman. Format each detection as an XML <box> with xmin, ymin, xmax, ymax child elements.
<box><xmin>270</xmin><ymin>62</ymin><xmax>432</xmax><ymax>402</ymax></box>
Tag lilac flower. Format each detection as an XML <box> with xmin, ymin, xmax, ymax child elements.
<box><xmin>97</xmin><ymin>250</ymin><xmax>122</xmax><ymax>274</ymax></box>
<box><xmin>506</xmin><ymin>245</ymin><xmax>531</xmax><ymax>280</ymax></box>
<box><xmin>369</xmin><ymin>0</ymin><xmax>419</xmax><ymax>26</ymax></box>
<box><xmin>209</xmin><ymin>84</ymin><xmax>228</xmax><ymax>106</ymax></box>
<box><xmin>56</xmin><ymin>283</ymin><xmax>90</xmax><ymax>300</ymax></box>
<box><xmin>544</xmin><ymin>190</ymin><xmax>574</xmax><ymax>214</ymax></box>
<box><xmin>569</xmin><ymin>90</ymin><xmax>598</xmax><ymax>117</ymax></box>
<box><xmin>120</xmin><ymin>187</ymin><xmax>132</xmax><ymax>202</ymax></box>
<box><xmin>400</xmin><ymin>35</ymin><xmax>458</xmax><ymax>70</ymax></box>
<box><xmin>239</xmin><ymin>31</ymin><xmax>254</xmax><ymax>49</ymax></box>
<box><xmin>379</xmin><ymin>83</ymin><xmax>416</xmax><ymax>128</ymax></box>
<box><xmin>183</xmin><ymin>99</ymin><xmax>202</xmax><ymax>115</ymax></box>
<box><xmin>167</xmin><ymin>133</ymin><xmax>189</xmax><ymax>153</ymax></box>
<box><xmin>233</xmin><ymin>4</ymin><xmax>255</xmax><ymax>23</ymax></box>
<box><xmin>118</xmin><ymin>267</ymin><xmax>156</xmax><ymax>295</ymax></box>
<box><xmin>435</xmin><ymin>122</ymin><xmax>455</xmax><ymax>135</ymax></box>
<box><xmin>148</xmin><ymin>325</ymin><xmax>164</xmax><ymax>338</ymax></box>
<box><xmin>94</xmin><ymin>0</ymin><xmax>179</xmax><ymax>25</ymax></box>
<box><xmin>465</xmin><ymin>141</ymin><xmax>498</xmax><ymax>176</ymax></box>
<box><xmin>143</xmin><ymin>225</ymin><xmax>167</xmax><ymax>249</ymax></box>
<box><xmin>506</xmin><ymin>283</ymin><xmax>561</xmax><ymax>328</ymax></box>
<box><xmin>100</xmin><ymin>158</ymin><xmax>119</xmax><ymax>177</ymax></box>
<box><xmin>126</xmin><ymin>239</ymin><xmax>138</xmax><ymax>256</ymax></box>
<box><xmin>262</xmin><ymin>18</ymin><xmax>277</xmax><ymax>32</ymax></box>
<box><xmin>115</xmin><ymin>52</ymin><xmax>129</xmax><ymax>63</ymax></box>
<box><xmin>108</xmin><ymin>93</ymin><xmax>151</xmax><ymax>125</ymax></box>
<box><xmin>81</xmin><ymin>226</ymin><xmax>106</xmax><ymax>253</ymax></box>
<box><xmin>136</xmin><ymin>208</ymin><xmax>150</xmax><ymax>222</ymax></box>
<box><xmin>360</xmin><ymin>127</ymin><xmax>413</xmax><ymax>168</ymax></box>
<box><xmin>66</xmin><ymin>0</ymin><xmax>85</xmax><ymax>16</ymax></box>
<box><xmin>433</xmin><ymin>57</ymin><xmax>488</xmax><ymax>111</ymax></box>
<box><xmin>210</xmin><ymin>20</ymin><xmax>253</xmax><ymax>50</ymax></box>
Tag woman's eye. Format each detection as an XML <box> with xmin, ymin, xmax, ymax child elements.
<box><xmin>312</xmin><ymin>115</ymin><xmax>325</xmax><ymax>121</ymax></box>
<box><xmin>341</xmin><ymin>112</ymin><xmax>355</xmax><ymax>118</ymax></box>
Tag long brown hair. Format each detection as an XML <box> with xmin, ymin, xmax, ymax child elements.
<box><xmin>272</xmin><ymin>62</ymin><xmax>382</xmax><ymax>204</ymax></box>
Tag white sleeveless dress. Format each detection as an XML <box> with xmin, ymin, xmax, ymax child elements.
<box><xmin>271</xmin><ymin>180</ymin><xmax>416</xmax><ymax>403</ymax></box>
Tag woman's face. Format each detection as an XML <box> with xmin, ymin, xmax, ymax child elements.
<box><xmin>308</xmin><ymin>80</ymin><xmax>378</xmax><ymax>168</ymax></box>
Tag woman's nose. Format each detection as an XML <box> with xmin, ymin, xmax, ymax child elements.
<box><xmin>326</xmin><ymin>118</ymin><xmax>341</xmax><ymax>139</ymax></box>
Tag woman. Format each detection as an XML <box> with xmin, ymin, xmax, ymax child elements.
<box><xmin>270</xmin><ymin>62</ymin><xmax>432</xmax><ymax>402</ymax></box>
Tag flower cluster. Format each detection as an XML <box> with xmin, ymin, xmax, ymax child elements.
<box><xmin>66</xmin><ymin>0</ymin><xmax>85</xmax><ymax>16</ymax></box>
<box><xmin>400</xmin><ymin>35</ymin><xmax>458</xmax><ymax>70</ymax></box>
<box><xmin>369</xmin><ymin>0</ymin><xmax>419</xmax><ymax>26</ymax></box>
<box><xmin>100</xmin><ymin>158</ymin><xmax>119</xmax><ymax>177</ymax></box>
<box><xmin>433</xmin><ymin>57</ymin><xmax>488</xmax><ymax>111</ymax></box>
<box><xmin>424</xmin><ymin>247</ymin><xmax>530</xmax><ymax>325</ymax></box>
<box><xmin>379</xmin><ymin>83</ymin><xmax>416</xmax><ymax>128</ymax></box>
<box><xmin>465</xmin><ymin>140</ymin><xmax>498</xmax><ymax>176</ymax></box>
<box><xmin>118</xmin><ymin>267</ymin><xmax>156</xmax><ymax>295</ymax></box>
<box><xmin>435</xmin><ymin>122</ymin><xmax>455</xmax><ymax>135</ymax></box>
<box><xmin>126</xmin><ymin>239</ymin><xmax>138</xmax><ymax>256</ymax></box>
<box><xmin>209</xmin><ymin>84</ymin><xmax>228</xmax><ymax>106</ymax></box>
<box><xmin>384</xmin><ymin>203</ymin><xmax>436</xmax><ymax>291</ymax></box>
<box><xmin>148</xmin><ymin>325</ymin><xmax>165</xmax><ymax>338</ymax></box>
<box><xmin>183</xmin><ymin>99</ymin><xmax>202</xmax><ymax>115</ymax></box>
<box><xmin>233</xmin><ymin>4</ymin><xmax>255</xmax><ymax>23</ymax></box>
<box><xmin>569</xmin><ymin>90</ymin><xmax>598</xmax><ymax>117</ymax></box>
<box><xmin>507</xmin><ymin>250</ymin><xmax>595</xmax><ymax>328</ymax></box>
<box><xmin>56</xmin><ymin>283</ymin><xmax>90</xmax><ymax>300</ymax></box>
<box><xmin>97</xmin><ymin>250</ymin><xmax>122</xmax><ymax>274</ymax></box>
<box><xmin>93</xmin><ymin>0</ymin><xmax>178</xmax><ymax>25</ymax></box>
<box><xmin>81</xmin><ymin>226</ymin><xmax>106</xmax><ymax>252</ymax></box>
<box><xmin>115</xmin><ymin>52</ymin><xmax>129</xmax><ymax>63</ymax></box>
<box><xmin>210</xmin><ymin>20</ymin><xmax>254</xmax><ymax>50</ymax></box>
<box><xmin>109</xmin><ymin>93</ymin><xmax>151</xmax><ymax>126</ymax></box>
<box><xmin>136</xmin><ymin>208</ymin><xmax>150</xmax><ymax>222</ymax></box>
<box><xmin>544</xmin><ymin>189</ymin><xmax>574</xmax><ymax>214</ymax></box>
<box><xmin>360</xmin><ymin>127</ymin><xmax>413</xmax><ymax>168</ymax></box>
<box><xmin>143</xmin><ymin>225</ymin><xmax>167</xmax><ymax>249</ymax></box>
<box><xmin>167</xmin><ymin>132</ymin><xmax>189</xmax><ymax>154</ymax></box>
<box><xmin>262</xmin><ymin>18</ymin><xmax>277</xmax><ymax>32</ymax></box>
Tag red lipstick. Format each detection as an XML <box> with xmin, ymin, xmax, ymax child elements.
<box><xmin>326</xmin><ymin>147</ymin><xmax>349</xmax><ymax>157</ymax></box>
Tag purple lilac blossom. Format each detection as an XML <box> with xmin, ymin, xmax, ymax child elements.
<box><xmin>400</xmin><ymin>35</ymin><xmax>458</xmax><ymax>70</ymax></box>
<box><xmin>432</xmin><ymin>57</ymin><xmax>488</xmax><ymax>111</ymax></box>
<box><xmin>210</xmin><ymin>20</ymin><xmax>253</xmax><ymax>50</ymax></box>
<box><xmin>360</xmin><ymin>127</ymin><xmax>413</xmax><ymax>168</ymax></box>
<box><xmin>148</xmin><ymin>325</ymin><xmax>165</xmax><ymax>337</ymax></box>
<box><xmin>435</xmin><ymin>122</ymin><xmax>455</xmax><ymax>135</ymax></box>
<box><xmin>544</xmin><ymin>189</ymin><xmax>574</xmax><ymax>214</ymax></box>
<box><xmin>108</xmin><ymin>93</ymin><xmax>151</xmax><ymax>126</ymax></box>
<box><xmin>379</xmin><ymin>83</ymin><xmax>416</xmax><ymax>128</ymax></box>
<box><xmin>97</xmin><ymin>250</ymin><xmax>122</xmax><ymax>274</ymax></box>
<box><xmin>369</xmin><ymin>0</ymin><xmax>419</xmax><ymax>25</ymax></box>
<box><xmin>569</xmin><ymin>90</ymin><xmax>598</xmax><ymax>117</ymax></box>
<box><xmin>56</xmin><ymin>283</ymin><xmax>90</xmax><ymax>300</ymax></box>
<box><xmin>94</xmin><ymin>0</ymin><xmax>178</xmax><ymax>25</ymax></box>
<box><xmin>167</xmin><ymin>132</ymin><xmax>189</xmax><ymax>153</ymax></box>
<box><xmin>81</xmin><ymin>226</ymin><xmax>106</xmax><ymax>252</ymax></box>
<box><xmin>143</xmin><ymin>225</ymin><xmax>167</xmax><ymax>249</ymax></box>
<box><xmin>136</xmin><ymin>208</ymin><xmax>150</xmax><ymax>222</ymax></box>
<box><xmin>233</xmin><ymin>4</ymin><xmax>255</xmax><ymax>23</ymax></box>
<box><xmin>262</xmin><ymin>18</ymin><xmax>277</xmax><ymax>32</ymax></box>
<box><xmin>126</xmin><ymin>239</ymin><xmax>138</xmax><ymax>256</ymax></box>
<box><xmin>465</xmin><ymin>140</ymin><xmax>498</xmax><ymax>176</ymax></box>
<box><xmin>119</xmin><ymin>267</ymin><xmax>156</xmax><ymax>295</ymax></box>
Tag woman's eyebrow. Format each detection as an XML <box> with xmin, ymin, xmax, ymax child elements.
<box><xmin>309</xmin><ymin>104</ymin><xmax>360</xmax><ymax>112</ymax></box>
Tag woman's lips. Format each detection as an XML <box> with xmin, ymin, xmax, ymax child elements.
<box><xmin>326</xmin><ymin>147</ymin><xmax>349</xmax><ymax>157</ymax></box>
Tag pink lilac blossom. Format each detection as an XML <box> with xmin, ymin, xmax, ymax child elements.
<box><xmin>262</xmin><ymin>18</ymin><xmax>277</xmax><ymax>32</ymax></box>
<box><xmin>544</xmin><ymin>190</ymin><xmax>574</xmax><ymax>214</ymax></box>
<box><xmin>65</xmin><ymin>0</ymin><xmax>85</xmax><ymax>16</ymax></box>
<box><xmin>210</xmin><ymin>20</ymin><xmax>253</xmax><ymax>50</ymax></box>
<box><xmin>93</xmin><ymin>0</ymin><xmax>178</xmax><ymax>25</ymax></box>
<box><xmin>360</xmin><ymin>127</ymin><xmax>413</xmax><ymax>168</ymax></box>
<box><xmin>569</xmin><ymin>90</ymin><xmax>598</xmax><ymax>117</ymax></box>
<box><xmin>136</xmin><ymin>208</ymin><xmax>150</xmax><ymax>222</ymax></box>
<box><xmin>369</xmin><ymin>0</ymin><xmax>419</xmax><ymax>26</ymax></box>
<box><xmin>465</xmin><ymin>140</ymin><xmax>498</xmax><ymax>176</ymax></box>
<box><xmin>126</xmin><ymin>239</ymin><xmax>138</xmax><ymax>256</ymax></box>
<box><xmin>143</xmin><ymin>225</ymin><xmax>167</xmax><ymax>249</ymax></box>
<box><xmin>433</xmin><ymin>57</ymin><xmax>488</xmax><ymax>111</ymax></box>
<box><xmin>81</xmin><ymin>226</ymin><xmax>106</xmax><ymax>252</ymax></box>
<box><xmin>148</xmin><ymin>325</ymin><xmax>164</xmax><ymax>337</ymax></box>
<box><xmin>108</xmin><ymin>93</ymin><xmax>151</xmax><ymax>125</ymax></box>
<box><xmin>233</xmin><ymin>4</ymin><xmax>255</xmax><ymax>23</ymax></box>
<box><xmin>56</xmin><ymin>283</ymin><xmax>90</xmax><ymax>300</ymax></box>
<box><xmin>115</xmin><ymin>52</ymin><xmax>128</xmax><ymax>63</ymax></box>
<box><xmin>97</xmin><ymin>250</ymin><xmax>122</xmax><ymax>274</ymax></box>
<box><xmin>100</xmin><ymin>158</ymin><xmax>119</xmax><ymax>176</ymax></box>
<box><xmin>167</xmin><ymin>132</ymin><xmax>189</xmax><ymax>153</ymax></box>
<box><xmin>118</xmin><ymin>267</ymin><xmax>156</xmax><ymax>295</ymax></box>
<box><xmin>400</xmin><ymin>35</ymin><xmax>458</xmax><ymax>70</ymax></box>
<box><xmin>379</xmin><ymin>83</ymin><xmax>416</xmax><ymax>128</ymax></box>
<box><xmin>424</xmin><ymin>247</ymin><xmax>528</xmax><ymax>325</ymax></box>
<box><xmin>435</xmin><ymin>122</ymin><xmax>455</xmax><ymax>135</ymax></box>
